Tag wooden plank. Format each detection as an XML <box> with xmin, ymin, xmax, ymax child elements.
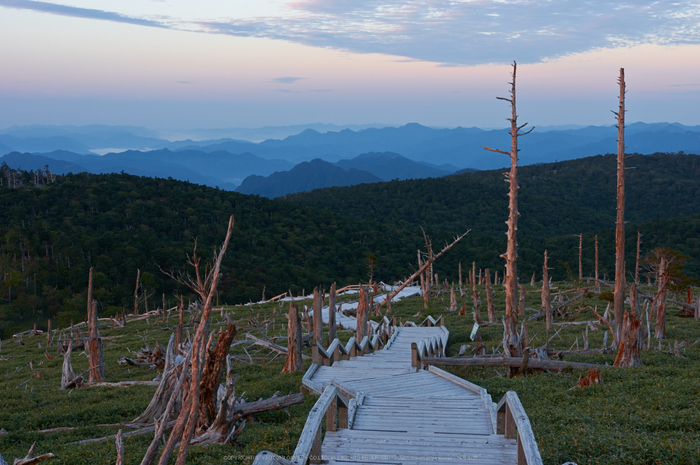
<box><xmin>292</xmin><ymin>385</ymin><xmax>337</xmax><ymax>465</ymax></box>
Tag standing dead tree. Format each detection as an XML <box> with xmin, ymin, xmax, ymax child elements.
<box><xmin>156</xmin><ymin>215</ymin><xmax>234</xmax><ymax>465</ymax></box>
<box><xmin>312</xmin><ymin>287</ymin><xmax>323</xmax><ymax>364</ymax></box>
<box><xmin>542</xmin><ymin>251</ymin><xmax>552</xmax><ymax>331</ymax></box>
<box><xmin>613</xmin><ymin>68</ymin><xmax>627</xmax><ymax>342</ymax></box>
<box><xmin>356</xmin><ymin>286</ymin><xmax>369</xmax><ymax>342</ymax></box>
<box><xmin>484</xmin><ymin>61</ymin><xmax>532</xmax><ymax>360</ymax></box>
<box><xmin>485</xmin><ymin>269</ymin><xmax>496</xmax><ymax>324</ymax></box>
<box><xmin>87</xmin><ymin>267</ymin><xmax>105</xmax><ymax>382</ymax></box>
<box><xmin>379</xmin><ymin>230</ymin><xmax>470</xmax><ymax>311</ymax></box>
<box><xmin>283</xmin><ymin>302</ymin><xmax>303</xmax><ymax>373</ymax></box>
<box><xmin>328</xmin><ymin>283</ymin><xmax>337</xmax><ymax>343</ymax></box>
<box><xmin>615</xmin><ymin>284</ymin><xmax>643</xmax><ymax>366</ymax></box>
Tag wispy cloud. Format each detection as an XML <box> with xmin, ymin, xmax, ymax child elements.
<box><xmin>271</xmin><ymin>77</ymin><xmax>305</xmax><ymax>84</ymax></box>
<box><xmin>3</xmin><ymin>0</ymin><xmax>700</xmax><ymax>65</ymax></box>
<box><xmin>0</xmin><ymin>0</ymin><xmax>169</xmax><ymax>28</ymax></box>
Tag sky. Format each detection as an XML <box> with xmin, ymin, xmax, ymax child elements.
<box><xmin>0</xmin><ymin>0</ymin><xmax>699</xmax><ymax>130</ymax></box>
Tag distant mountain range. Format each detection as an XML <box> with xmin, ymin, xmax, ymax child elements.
<box><xmin>1</xmin><ymin>122</ymin><xmax>699</xmax><ymax>192</ymax></box>
<box><xmin>236</xmin><ymin>152</ymin><xmax>456</xmax><ymax>197</ymax></box>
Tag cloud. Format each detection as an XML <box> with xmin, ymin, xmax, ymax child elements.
<box><xmin>198</xmin><ymin>0</ymin><xmax>700</xmax><ymax>65</ymax></box>
<box><xmin>271</xmin><ymin>77</ymin><xmax>305</xmax><ymax>84</ymax></box>
<box><xmin>0</xmin><ymin>0</ymin><xmax>169</xmax><ymax>28</ymax></box>
<box><xmin>3</xmin><ymin>0</ymin><xmax>700</xmax><ymax>66</ymax></box>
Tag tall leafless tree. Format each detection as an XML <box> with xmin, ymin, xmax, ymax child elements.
<box><xmin>484</xmin><ymin>62</ymin><xmax>532</xmax><ymax>359</ymax></box>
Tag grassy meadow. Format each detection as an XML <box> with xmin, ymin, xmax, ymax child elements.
<box><xmin>0</xmin><ymin>282</ymin><xmax>699</xmax><ymax>464</ymax></box>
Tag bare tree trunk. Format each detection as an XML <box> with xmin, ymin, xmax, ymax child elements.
<box><xmin>379</xmin><ymin>231</ymin><xmax>469</xmax><ymax>311</ymax></box>
<box><xmin>174</xmin><ymin>298</ymin><xmax>184</xmax><ymax>356</ymax></box>
<box><xmin>578</xmin><ymin>233</ymin><xmax>583</xmax><ymax>282</ymax></box>
<box><xmin>595</xmin><ymin>235</ymin><xmax>599</xmax><ymax>289</ymax></box>
<box><xmin>458</xmin><ymin>262</ymin><xmax>464</xmax><ymax>296</ymax></box>
<box><xmin>484</xmin><ymin>62</ymin><xmax>531</xmax><ymax>359</ymax></box>
<box><xmin>418</xmin><ymin>251</ymin><xmax>429</xmax><ymax>309</ymax></box>
<box><xmin>134</xmin><ymin>268</ymin><xmax>141</xmax><ymax>315</ymax></box>
<box><xmin>282</xmin><ymin>303</ymin><xmax>303</xmax><ymax>373</ymax></box>
<box><xmin>635</xmin><ymin>231</ymin><xmax>642</xmax><ymax>284</ymax></box>
<box><xmin>543</xmin><ymin>251</ymin><xmax>552</xmax><ymax>331</ymax></box>
<box><xmin>87</xmin><ymin>268</ymin><xmax>105</xmax><ymax>382</ymax></box>
<box><xmin>328</xmin><ymin>283</ymin><xmax>337</xmax><ymax>343</ymax></box>
<box><xmin>613</xmin><ymin>67</ymin><xmax>627</xmax><ymax>342</ymax></box>
<box><xmin>312</xmin><ymin>287</ymin><xmax>323</xmax><ymax>364</ymax></box>
<box><xmin>472</xmin><ymin>282</ymin><xmax>482</xmax><ymax>323</ymax></box>
<box><xmin>356</xmin><ymin>286</ymin><xmax>368</xmax><ymax>342</ymax></box>
<box><xmin>615</xmin><ymin>284</ymin><xmax>643</xmax><ymax>366</ymax></box>
<box><xmin>655</xmin><ymin>255</ymin><xmax>668</xmax><ymax>341</ymax></box>
<box><xmin>198</xmin><ymin>320</ymin><xmax>237</xmax><ymax>428</ymax></box>
<box><xmin>485</xmin><ymin>269</ymin><xmax>496</xmax><ymax>324</ymax></box>
<box><xmin>157</xmin><ymin>216</ymin><xmax>234</xmax><ymax>465</ymax></box>
<box><xmin>449</xmin><ymin>286</ymin><xmax>457</xmax><ymax>312</ymax></box>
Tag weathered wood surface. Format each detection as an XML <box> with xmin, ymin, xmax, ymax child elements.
<box><xmin>257</xmin><ymin>302</ymin><xmax>542</xmax><ymax>465</ymax></box>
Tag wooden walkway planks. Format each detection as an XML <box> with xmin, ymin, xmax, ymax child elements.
<box><xmin>296</xmin><ymin>324</ymin><xmax>529</xmax><ymax>464</ymax></box>
<box><xmin>254</xmin><ymin>311</ymin><xmax>543</xmax><ymax>465</ymax></box>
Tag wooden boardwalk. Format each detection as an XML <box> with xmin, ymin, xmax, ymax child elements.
<box><xmin>254</xmin><ymin>310</ymin><xmax>542</xmax><ymax>465</ymax></box>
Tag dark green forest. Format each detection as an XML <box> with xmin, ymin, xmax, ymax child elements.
<box><xmin>1</xmin><ymin>152</ymin><xmax>699</xmax><ymax>337</ymax></box>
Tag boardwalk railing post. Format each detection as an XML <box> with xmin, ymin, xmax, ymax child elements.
<box><xmin>311</xmin><ymin>340</ymin><xmax>319</xmax><ymax>365</ymax></box>
<box><xmin>411</xmin><ymin>342</ymin><xmax>419</xmax><ymax>371</ymax></box>
<box><xmin>310</xmin><ymin>427</ymin><xmax>322</xmax><ymax>464</ymax></box>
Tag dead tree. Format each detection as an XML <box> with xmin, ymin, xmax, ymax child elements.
<box><xmin>328</xmin><ymin>283</ymin><xmax>337</xmax><ymax>343</ymax></box>
<box><xmin>312</xmin><ymin>287</ymin><xmax>323</xmax><ymax>364</ymax></box>
<box><xmin>471</xmin><ymin>273</ymin><xmax>482</xmax><ymax>323</ymax></box>
<box><xmin>356</xmin><ymin>286</ymin><xmax>369</xmax><ymax>342</ymax></box>
<box><xmin>157</xmin><ymin>216</ymin><xmax>234</xmax><ymax>465</ymax></box>
<box><xmin>613</xmin><ymin>67</ymin><xmax>627</xmax><ymax>341</ymax></box>
<box><xmin>458</xmin><ymin>262</ymin><xmax>464</xmax><ymax>296</ymax></box>
<box><xmin>449</xmin><ymin>286</ymin><xmax>457</xmax><ymax>312</ymax></box>
<box><xmin>11</xmin><ymin>443</ymin><xmax>54</xmax><ymax>465</ymax></box>
<box><xmin>654</xmin><ymin>252</ymin><xmax>669</xmax><ymax>341</ymax></box>
<box><xmin>595</xmin><ymin>235</ymin><xmax>600</xmax><ymax>289</ymax></box>
<box><xmin>174</xmin><ymin>298</ymin><xmax>184</xmax><ymax>356</ymax></box>
<box><xmin>484</xmin><ymin>62</ymin><xmax>532</xmax><ymax>358</ymax></box>
<box><xmin>379</xmin><ymin>230</ymin><xmax>469</xmax><ymax>310</ymax></box>
<box><xmin>635</xmin><ymin>231</ymin><xmax>642</xmax><ymax>284</ymax></box>
<box><xmin>87</xmin><ymin>268</ymin><xmax>105</xmax><ymax>382</ymax></box>
<box><xmin>578</xmin><ymin>234</ymin><xmax>583</xmax><ymax>282</ymax></box>
<box><xmin>61</xmin><ymin>340</ymin><xmax>81</xmax><ymax>389</ymax></box>
<box><xmin>485</xmin><ymin>269</ymin><xmax>496</xmax><ymax>324</ymax></box>
<box><xmin>542</xmin><ymin>251</ymin><xmax>552</xmax><ymax>331</ymax></box>
<box><xmin>134</xmin><ymin>268</ymin><xmax>141</xmax><ymax>315</ymax></box>
<box><xmin>615</xmin><ymin>284</ymin><xmax>643</xmax><ymax>366</ymax></box>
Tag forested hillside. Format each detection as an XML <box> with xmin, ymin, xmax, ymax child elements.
<box><xmin>286</xmin><ymin>152</ymin><xmax>700</xmax><ymax>237</ymax></box>
<box><xmin>1</xmin><ymin>152</ymin><xmax>699</xmax><ymax>337</ymax></box>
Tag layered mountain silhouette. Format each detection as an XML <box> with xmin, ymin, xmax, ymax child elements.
<box><xmin>236</xmin><ymin>159</ymin><xmax>382</xmax><ymax>197</ymax></box>
<box><xmin>2</xmin><ymin>122</ymin><xmax>699</xmax><ymax>193</ymax></box>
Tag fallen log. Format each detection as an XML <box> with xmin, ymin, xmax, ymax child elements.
<box><xmin>11</xmin><ymin>442</ymin><xmax>54</xmax><ymax>465</ymax></box>
<box><xmin>83</xmin><ymin>380</ymin><xmax>161</xmax><ymax>388</ymax></box>
<box><xmin>421</xmin><ymin>356</ymin><xmax>611</xmax><ymax>371</ymax></box>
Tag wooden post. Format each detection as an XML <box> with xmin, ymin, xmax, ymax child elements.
<box><xmin>542</xmin><ymin>251</ymin><xmax>552</xmax><ymax>331</ymax></box>
<box><xmin>356</xmin><ymin>286</ymin><xmax>368</xmax><ymax>342</ymax></box>
<box><xmin>328</xmin><ymin>282</ymin><xmax>337</xmax><ymax>343</ymax></box>
<box><xmin>283</xmin><ymin>302</ymin><xmax>303</xmax><ymax>373</ymax></box>
<box><xmin>578</xmin><ymin>233</ymin><xmax>583</xmax><ymax>282</ymax></box>
<box><xmin>485</xmin><ymin>269</ymin><xmax>496</xmax><ymax>324</ymax></box>
<box><xmin>613</xmin><ymin>67</ymin><xmax>626</xmax><ymax>342</ymax></box>
<box><xmin>134</xmin><ymin>268</ymin><xmax>140</xmax><ymax>315</ymax></box>
<box><xmin>484</xmin><ymin>62</ymin><xmax>530</xmax><ymax>359</ymax></box>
